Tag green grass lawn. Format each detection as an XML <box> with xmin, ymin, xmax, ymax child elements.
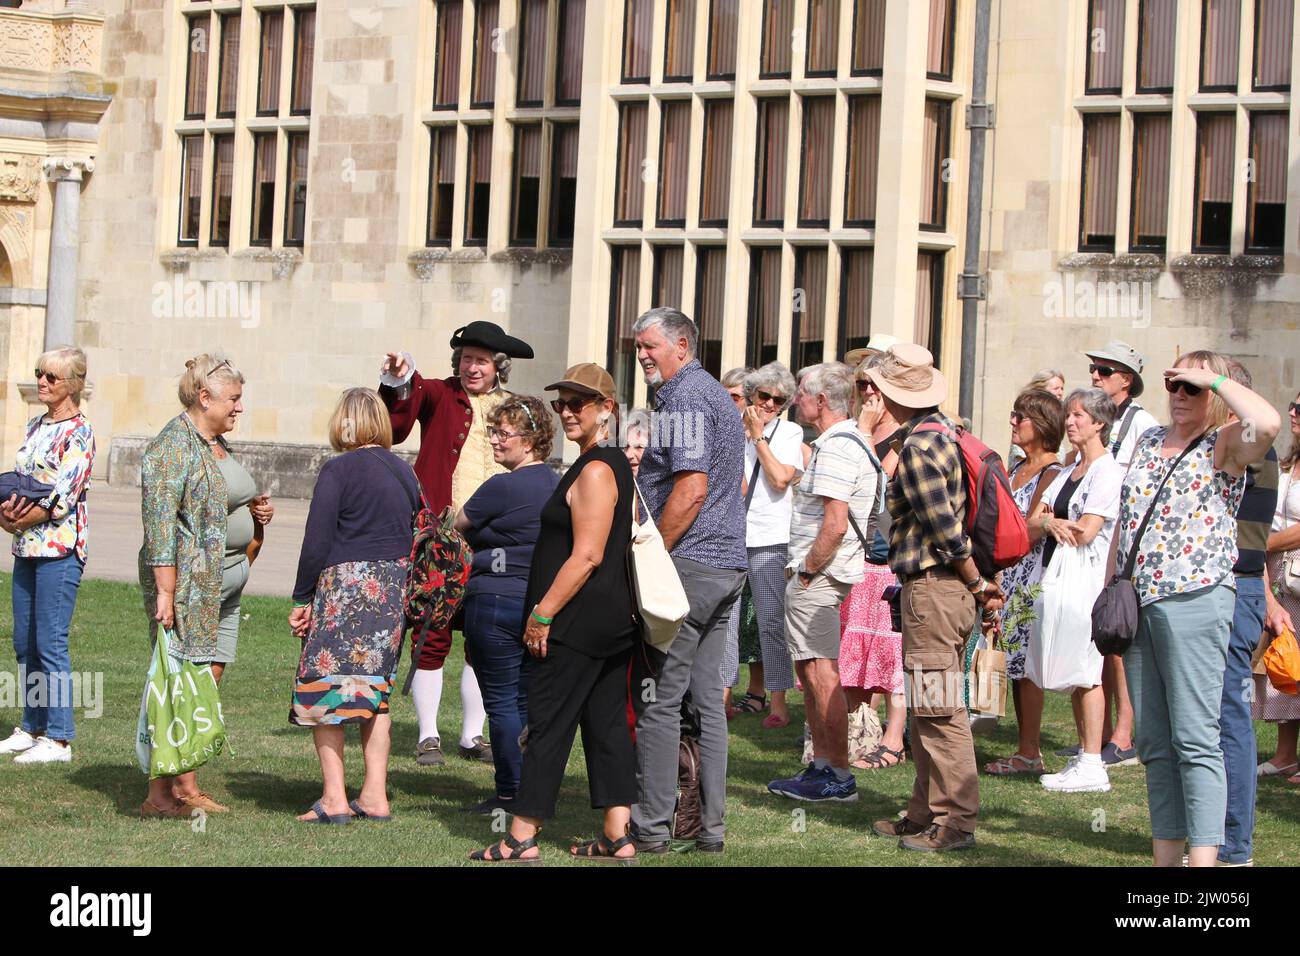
<box><xmin>1</xmin><ymin>574</ymin><xmax>1298</xmax><ymax>866</ymax></box>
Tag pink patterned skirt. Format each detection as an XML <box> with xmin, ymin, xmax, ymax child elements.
<box><xmin>838</xmin><ymin>564</ymin><xmax>903</xmax><ymax>694</ymax></box>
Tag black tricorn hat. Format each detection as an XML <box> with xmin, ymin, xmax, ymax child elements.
<box><xmin>449</xmin><ymin>321</ymin><xmax>535</xmax><ymax>359</ymax></box>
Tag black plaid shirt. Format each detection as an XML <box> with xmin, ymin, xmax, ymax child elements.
<box><xmin>886</xmin><ymin>412</ymin><xmax>971</xmax><ymax>577</ymax></box>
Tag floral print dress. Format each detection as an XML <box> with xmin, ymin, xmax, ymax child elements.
<box><xmin>999</xmin><ymin>460</ymin><xmax>1059</xmax><ymax>679</ymax></box>
<box><xmin>290</xmin><ymin>559</ymin><xmax>409</xmax><ymax>725</ymax></box>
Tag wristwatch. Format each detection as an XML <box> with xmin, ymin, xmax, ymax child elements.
<box><xmin>755</xmin><ymin>435</ymin><xmax>768</xmax><ymax>445</ymax></box>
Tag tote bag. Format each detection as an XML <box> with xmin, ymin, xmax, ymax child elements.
<box><xmin>1029</xmin><ymin>544</ymin><xmax>1105</xmax><ymax>692</ymax></box>
<box><xmin>135</xmin><ymin>627</ymin><xmax>227</xmax><ymax>779</ymax></box>
<box><xmin>629</xmin><ymin>477</ymin><xmax>691</xmax><ymax>654</ymax></box>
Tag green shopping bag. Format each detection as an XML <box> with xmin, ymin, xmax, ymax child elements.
<box><xmin>135</xmin><ymin>627</ymin><xmax>227</xmax><ymax>778</ymax></box>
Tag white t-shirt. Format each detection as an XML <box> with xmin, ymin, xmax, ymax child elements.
<box><xmin>1110</xmin><ymin>401</ymin><xmax>1160</xmax><ymax>470</ymax></box>
<box><xmin>744</xmin><ymin>417</ymin><xmax>805</xmax><ymax>547</ymax></box>
<box><xmin>1039</xmin><ymin>452</ymin><xmax>1126</xmax><ymax>566</ymax></box>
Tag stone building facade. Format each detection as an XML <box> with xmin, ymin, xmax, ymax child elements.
<box><xmin>0</xmin><ymin>0</ymin><xmax>1297</xmax><ymax>494</ymax></box>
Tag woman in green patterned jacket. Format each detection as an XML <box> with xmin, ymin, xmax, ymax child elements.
<box><xmin>138</xmin><ymin>355</ymin><xmax>247</xmax><ymax>820</ymax></box>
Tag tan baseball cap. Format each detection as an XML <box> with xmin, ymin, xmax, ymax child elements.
<box><xmin>545</xmin><ymin>363</ymin><xmax>617</xmax><ymax>400</ymax></box>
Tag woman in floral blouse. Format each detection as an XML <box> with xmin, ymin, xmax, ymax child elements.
<box><xmin>1113</xmin><ymin>350</ymin><xmax>1281</xmax><ymax>867</ymax></box>
<box><xmin>0</xmin><ymin>348</ymin><xmax>95</xmax><ymax>765</ymax></box>
<box><xmin>137</xmin><ymin>355</ymin><xmax>248</xmax><ymax>819</ymax></box>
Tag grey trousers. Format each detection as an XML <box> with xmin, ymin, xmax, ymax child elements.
<box><xmin>632</xmin><ymin>556</ymin><xmax>746</xmax><ymax>844</ymax></box>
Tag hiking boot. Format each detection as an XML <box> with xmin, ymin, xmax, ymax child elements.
<box><xmin>900</xmin><ymin>824</ymin><xmax>976</xmax><ymax>852</ymax></box>
<box><xmin>416</xmin><ymin>737</ymin><xmax>445</xmax><ymax>766</ymax></box>
<box><xmin>872</xmin><ymin>816</ymin><xmax>929</xmax><ymax>839</ymax></box>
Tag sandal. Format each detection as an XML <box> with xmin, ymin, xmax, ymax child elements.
<box><xmin>570</xmin><ymin>832</ymin><xmax>637</xmax><ymax>862</ymax></box>
<box><xmin>469</xmin><ymin>831</ymin><xmax>541</xmax><ymax>863</ymax></box>
<box><xmin>1257</xmin><ymin>760</ymin><xmax>1299</xmax><ymax>778</ymax></box>
<box><xmin>983</xmin><ymin>753</ymin><xmax>1044</xmax><ymax>776</ymax></box>
<box><xmin>348</xmin><ymin>799</ymin><xmax>392</xmax><ymax>822</ymax></box>
<box><xmin>853</xmin><ymin>744</ymin><xmax>906</xmax><ymax>770</ymax></box>
<box><xmin>734</xmin><ymin>692</ymin><xmax>767</xmax><ymax>715</ymax></box>
<box><xmin>300</xmin><ymin>799</ymin><xmax>352</xmax><ymax>825</ymax></box>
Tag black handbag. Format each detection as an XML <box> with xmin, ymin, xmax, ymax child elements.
<box><xmin>1091</xmin><ymin>431</ymin><xmax>1208</xmax><ymax>656</ymax></box>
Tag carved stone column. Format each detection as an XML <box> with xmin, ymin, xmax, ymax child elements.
<box><xmin>41</xmin><ymin>156</ymin><xmax>94</xmax><ymax>351</ymax></box>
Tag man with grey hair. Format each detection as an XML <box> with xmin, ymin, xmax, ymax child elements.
<box><xmin>629</xmin><ymin>307</ymin><xmax>747</xmax><ymax>854</ymax></box>
<box><xmin>767</xmin><ymin>362</ymin><xmax>882</xmax><ymax>802</ymax></box>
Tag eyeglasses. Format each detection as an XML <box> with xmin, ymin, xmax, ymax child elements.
<box><xmin>1009</xmin><ymin>411</ymin><xmax>1025</xmax><ymax>425</ymax></box>
<box><xmin>550</xmin><ymin>396</ymin><xmax>597</xmax><ymax>415</ymax></box>
<box><xmin>34</xmin><ymin>369</ymin><xmax>61</xmax><ymax>385</ymax></box>
<box><xmin>1290</xmin><ymin>402</ymin><xmax>1300</xmax><ymax>414</ymax></box>
<box><xmin>1088</xmin><ymin>363</ymin><xmax>1118</xmax><ymax>378</ymax></box>
<box><xmin>855</xmin><ymin>380</ymin><xmax>871</xmax><ymax>392</ymax></box>
<box><xmin>1164</xmin><ymin>378</ymin><xmax>1204</xmax><ymax>397</ymax></box>
<box><xmin>755</xmin><ymin>389</ymin><xmax>788</xmax><ymax>408</ymax></box>
<box><xmin>486</xmin><ymin>427</ymin><xmax>522</xmax><ymax>441</ymax></box>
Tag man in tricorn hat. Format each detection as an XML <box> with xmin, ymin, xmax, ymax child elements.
<box><xmin>379</xmin><ymin>321</ymin><xmax>534</xmax><ymax>770</ymax></box>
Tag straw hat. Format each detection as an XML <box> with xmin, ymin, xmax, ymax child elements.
<box><xmin>865</xmin><ymin>343</ymin><xmax>949</xmax><ymax>409</ymax></box>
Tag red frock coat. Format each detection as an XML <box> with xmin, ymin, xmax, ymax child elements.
<box><xmin>381</xmin><ymin>372</ymin><xmax>474</xmax><ymax>515</ymax></box>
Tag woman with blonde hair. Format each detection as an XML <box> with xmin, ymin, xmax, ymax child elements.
<box><xmin>0</xmin><ymin>348</ymin><xmax>95</xmax><ymax>765</ymax></box>
<box><xmin>137</xmin><ymin>354</ymin><xmax>256</xmax><ymax>816</ymax></box>
<box><xmin>1114</xmin><ymin>349</ymin><xmax>1280</xmax><ymax>865</ymax></box>
<box><xmin>288</xmin><ymin>388</ymin><xmax>420</xmax><ymax>824</ymax></box>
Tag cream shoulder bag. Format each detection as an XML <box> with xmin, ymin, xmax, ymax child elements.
<box><xmin>1282</xmin><ymin>471</ymin><xmax>1300</xmax><ymax>600</ymax></box>
<box><xmin>628</xmin><ymin>476</ymin><xmax>691</xmax><ymax>654</ymax></box>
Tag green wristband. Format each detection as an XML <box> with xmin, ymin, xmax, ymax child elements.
<box><xmin>1210</xmin><ymin>374</ymin><xmax>1228</xmax><ymax>393</ymax></box>
<box><xmin>531</xmin><ymin>606</ymin><xmax>554</xmax><ymax>625</ymax></box>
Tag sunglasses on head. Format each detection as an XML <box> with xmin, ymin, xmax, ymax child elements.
<box><xmin>1164</xmin><ymin>378</ymin><xmax>1204</xmax><ymax>397</ymax></box>
<box><xmin>1089</xmin><ymin>363</ymin><xmax>1118</xmax><ymax>378</ymax></box>
<box><xmin>755</xmin><ymin>389</ymin><xmax>788</xmax><ymax>407</ymax></box>
<box><xmin>34</xmin><ymin>368</ymin><xmax>61</xmax><ymax>385</ymax></box>
<box><xmin>550</xmin><ymin>396</ymin><xmax>597</xmax><ymax>414</ymax></box>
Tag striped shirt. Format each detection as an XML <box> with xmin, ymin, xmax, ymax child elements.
<box><xmin>1234</xmin><ymin>446</ymin><xmax>1279</xmax><ymax>577</ymax></box>
<box><xmin>886</xmin><ymin>412</ymin><xmax>971</xmax><ymax>577</ymax></box>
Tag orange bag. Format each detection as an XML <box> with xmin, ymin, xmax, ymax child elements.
<box><xmin>1262</xmin><ymin>627</ymin><xmax>1300</xmax><ymax>696</ymax></box>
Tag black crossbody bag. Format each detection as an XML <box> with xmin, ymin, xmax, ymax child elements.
<box><xmin>1091</xmin><ymin>430</ymin><xmax>1208</xmax><ymax>656</ymax></box>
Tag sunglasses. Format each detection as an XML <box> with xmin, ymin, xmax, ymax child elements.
<box><xmin>34</xmin><ymin>369</ymin><xmax>61</xmax><ymax>385</ymax></box>
<box><xmin>854</xmin><ymin>380</ymin><xmax>872</xmax><ymax>393</ymax></box>
<box><xmin>1009</xmin><ymin>411</ymin><xmax>1025</xmax><ymax>425</ymax></box>
<box><xmin>550</xmin><ymin>396</ymin><xmax>598</xmax><ymax>415</ymax></box>
<box><xmin>1289</xmin><ymin>402</ymin><xmax>1300</xmax><ymax>414</ymax></box>
<box><xmin>1164</xmin><ymin>378</ymin><xmax>1204</xmax><ymax>397</ymax></box>
<box><xmin>755</xmin><ymin>389</ymin><xmax>788</xmax><ymax>408</ymax></box>
<box><xmin>486</xmin><ymin>427</ymin><xmax>522</xmax><ymax>440</ymax></box>
<box><xmin>1088</xmin><ymin>363</ymin><xmax>1118</xmax><ymax>378</ymax></box>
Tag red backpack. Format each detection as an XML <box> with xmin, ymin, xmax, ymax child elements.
<box><xmin>911</xmin><ymin>421</ymin><xmax>1029</xmax><ymax>578</ymax></box>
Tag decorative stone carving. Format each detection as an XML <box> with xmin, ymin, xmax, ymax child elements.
<box><xmin>0</xmin><ymin>154</ymin><xmax>42</xmax><ymax>203</ymax></box>
<box><xmin>236</xmin><ymin>247</ymin><xmax>303</xmax><ymax>280</ymax></box>
<box><xmin>0</xmin><ymin>13</ymin><xmax>55</xmax><ymax>71</ymax></box>
<box><xmin>42</xmin><ymin>156</ymin><xmax>96</xmax><ymax>183</ymax></box>
<box><xmin>53</xmin><ymin>19</ymin><xmax>100</xmax><ymax>72</ymax></box>
<box><xmin>0</xmin><ymin>9</ymin><xmax>103</xmax><ymax>73</ymax></box>
<box><xmin>407</xmin><ymin>247</ymin><xmax>488</xmax><ymax>281</ymax></box>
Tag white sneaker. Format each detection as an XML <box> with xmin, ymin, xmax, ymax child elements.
<box><xmin>0</xmin><ymin>727</ymin><xmax>37</xmax><ymax>755</ymax></box>
<box><xmin>1041</xmin><ymin>755</ymin><xmax>1110</xmax><ymax>793</ymax></box>
<box><xmin>13</xmin><ymin>737</ymin><xmax>71</xmax><ymax>764</ymax></box>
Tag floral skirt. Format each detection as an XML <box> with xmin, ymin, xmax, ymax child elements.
<box><xmin>290</xmin><ymin>559</ymin><xmax>408</xmax><ymax>726</ymax></box>
<box><xmin>838</xmin><ymin>564</ymin><xmax>903</xmax><ymax>694</ymax></box>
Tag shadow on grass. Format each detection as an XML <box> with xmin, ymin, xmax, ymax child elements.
<box><xmin>68</xmin><ymin>763</ymin><xmax>149</xmax><ymax>817</ymax></box>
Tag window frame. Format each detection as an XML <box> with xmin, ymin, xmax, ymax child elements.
<box><xmin>469</xmin><ymin>0</ymin><xmax>500</xmax><ymax>110</ymax></box>
<box><xmin>613</xmin><ymin>100</ymin><xmax>648</xmax><ymax>228</ymax></box>
<box><xmin>1199</xmin><ymin>0</ymin><xmax>1241</xmax><ymax>94</ymax></box>
<box><xmin>248</xmin><ymin>130</ymin><xmax>277</xmax><ymax>247</ymax></box>
<box><xmin>1191</xmin><ymin>109</ymin><xmax>1236</xmax><ymax>253</ymax></box>
<box><xmin>510</xmin><ymin>121</ymin><xmax>544</xmax><ymax>247</ymax></box>
<box><xmin>464</xmin><ymin>123</ymin><xmax>493</xmax><ymax>246</ymax></box>
<box><xmin>1245</xmin><ymin>108</ymin><xmax>1289</xmax><ymax>253</ymax></box>
<box><xmin>849</xmin><ymin>0</ymin><xmax>885</xmax><ymax>78</ymax></box>
<box><xmin>549</xmin><ymin>120</ymin><xmax>580</xmax><ymax>247</ymax></box>
<box><xmin>289</xmin><ymin>5</ymin><xmax>315</xmax><ymax>117</ymax></box>
<box><xmin>432</xmin><ymin>0</ymin><xmax>463</xmax><ymax>111</ymax></box>
<box><xmin>837</xmin><ymin>246</ymin><xmax>874</xmax><ymax>357</ymax></box>
<box><xmin>843</xmin><ymin>93</ymin><xmax>880</xmax><ymax>228</ymax></box>
<box><xmin>283</xmin><ymin>129</ymin><xmax>309</xmax><ymax>248</ymax></box>
<box><xmin>1135</xmin><ymin>0</ymin><xmax>1175</xmax><ymax>95</ymax></box>
<box><xmin>1084</xmin><ymin>0</ymin><xmax>1124</xmax><ymax>96</ymax></box>
<box><xmin>177</xmin><ymin>133</ymin><xmax>204</xmax><ymax>247</ymax></box>
<box><xmin>184</xmin><ymin>13</ymin><xmax>211</xmax><ymax>121</ymax></box>
<box><xmin>255</xmin><ymin>8</ymin><xmax>284</xmax><ymax>118</ymax></box>
<box><xmin>1077</xmin><ymin>110</ymin><xmax>1121</xmax><ymax>253</ymax></box>
<box><xmin>209</xmin><ymin>132</ymin><xmax>234</xmax><ymax>248</ymax></box>
<box><xmin>426</xmin><ymin>125</ymin><xmax>456</xmax><ymax>248</ymax></box>
<box><xmin>663</xmin><ymin>0</ymin><xmax>697</xmax><ymax>83</ymax></box>
<box><xmin>1251</xmin><ymin>0</ymin><xmax>1294</xmax><ymax>93</ymax></box>
<box><xmin>705</xmin><ymin>0</ymin><xmax>738</xmax><ymax>81</ymax></box>
<box><xmin>919</xmin><ymin>97</ymin><xmax>951</xmax><ymax>233</ymax></box>
<box><xmin>621</xmin><ymin>0</ymin><xmax>653</xmax><ymax>84</ymax></box>
<box><xmin>555</xmin><ymin>0</ymin><xmax>586</xmax><ymax>105</ymax></box>
<box><xmin>1127</xmin><ymin>110</ymin><xmax>1172</xmax><ymax>253</ymax></box>
<box><xmin>804</xmin><ymin>0</ymin><xmax>840</xmax><ymax>79</ymax></box>
<box><xmin>656</xmin><ymin>98</ymin><xmax>691</xmax><ymax>229</ymax></box>
<box><xmin>925</xmin><ymin>0</ymin><xmax>956</xmax><ymax>82</ymax></box>
<box><xmin>215</xmin><ymin>12</ymin><xmax>240</xmax><ymax>120</ymax></box>
<box><xmin>752</xmin><ymin>94</ymin><xmax>789</xmax><ymax>228</ymax></box>
<box><xmin>797</xmin><ymin>95</ymin><xmax>835</xmax><ymax>229</ymax></box>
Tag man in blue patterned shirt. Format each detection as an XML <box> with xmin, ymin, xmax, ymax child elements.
<box><xmin>629</xmin><ymin>307</ymin><xmax>747</xmax><ymax>854</ymax></box>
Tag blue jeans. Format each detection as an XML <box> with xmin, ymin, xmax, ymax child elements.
<box><xmin>11</xmin><ymin>554</ymin><xmax>85</xmax><ymax>742</ymax></box>
<box><xmin>463</xmin><ymin>592</ymin><xmax>530</xmax><ymax>798</ymax></box>
<box><xmin>1220</xmin><ymin>575</ymin><xmax>1266</xmax><ymax>863</ymax></box>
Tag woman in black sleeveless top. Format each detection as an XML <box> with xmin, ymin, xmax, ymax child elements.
<box><xmin>471</xmin><ymin>364</ymin><xmax>639</xmax><ymax>863</ymax></box>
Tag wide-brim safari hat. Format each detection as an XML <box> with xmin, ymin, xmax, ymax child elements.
<box><xmin>1084</xmin><ymin>340</ymin><xmax>1145</xmax><ymax>398</ymax></box>
<box><xmin>865</xmin><ymin>343</ymin><xmax>949</xmax><ymax>409</ymax></box>
<box><xmin>844</xmin><ymin>333</ymin><xmax>905</xmax><ymax>370</ymax></box>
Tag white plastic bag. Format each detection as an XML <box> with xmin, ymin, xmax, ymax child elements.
<box><xmin>1025</xmin><ymin>545</ymin><xmax>1105</xmax><ymax>693</ymax></box>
